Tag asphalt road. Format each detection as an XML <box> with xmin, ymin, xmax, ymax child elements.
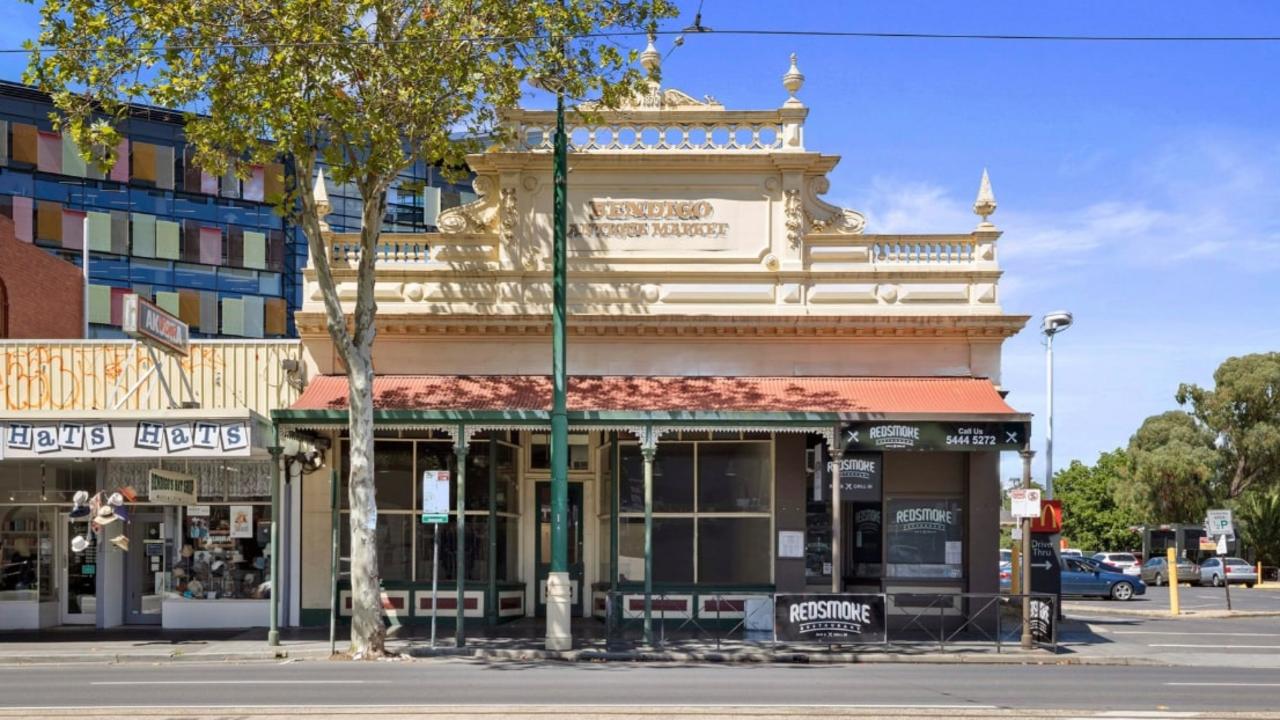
<box><xmin>3</xmin><ymin>660</ymin><xmax>1280</xmax><ymax>714</ymax></box>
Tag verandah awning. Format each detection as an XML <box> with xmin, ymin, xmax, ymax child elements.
<box><xmin>274</xmin><ymin>375</ymin><xmax>1026</xmax><ymax>426</ymax></box>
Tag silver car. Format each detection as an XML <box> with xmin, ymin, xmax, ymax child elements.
<box><xmin>1140</xmin><ymin>555</ymin><xmax>1198</xmax><ymax>586</ymax></box>
<box><xmin>1198</xmin><ymin>557</ymin><xmax>1258</xmax><ymax>587</ymax></box>
<box><xmin>1093</xmin><ymin>552</ymin><xmax>1141</xmax><ymax>576</ymax></box>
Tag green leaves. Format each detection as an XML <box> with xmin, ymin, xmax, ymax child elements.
<box><xmin>1126</xmin><ymin>411</ymin><xmax>1218</xmax><ymax>524</ymax></box>
<box><xmin>1055</xmin><ymin>450</ymin><xmax>1142</xmax><ymax>553</ymax></box>
<box><xmin>1178</xmin><ymin>352</ymin><xmax>1280</xmax><ymax>499</ymax></box>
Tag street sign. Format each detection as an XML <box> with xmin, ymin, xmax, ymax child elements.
<box><xmin>1031</xmin><ymin>500</ymin><xmax>1063</xmax><ymax>534</ymax></box>
<box><xmin>1216</xmin><ymin>535</ymin><xmax>1228</xmax><ymax>556</ymax></box>
<box><xmin>1199</xmin><ymin>537</ymin><xmax>1218</xmax><ymax>552</ymax></box>
<box><xmin>1206</xmin><ymin>509</ymin><xmax>1234</xmax><ymax>538</ymax></box>
<box><xmin>121</xmin><ymin>294</ymin><xmax>189</xmax><ymax>356</ymax></box>
<box><xmin>421</xmin><ymin>470</ymin><xmax>450</xmax><ymax>524</ymax></box>
<box><xmin>1011</xmin><ymin>526</ymin><xmax>1023</xmax><ymax>541</ymax></box>
<box><xmin>1010</xmin><ymin>488</ymin><xmax>1042</xmax><ymax>518</ymax></box>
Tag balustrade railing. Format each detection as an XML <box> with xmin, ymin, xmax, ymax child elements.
<box><xmin>870</xmin><ymin>237</ymin><xmax>977</xmax><ymax>264</ymax></box>
<box><xmin>325</xmin><ymin>237</ymin><xmax>431</xmax><ymax>265</ymax></box>
<box><xmin>513</xmin><ymin>122</ymin><xmax>785</xmax><ymax>152</ymax></box>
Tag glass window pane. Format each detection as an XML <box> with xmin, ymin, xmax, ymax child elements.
<box><xmin>172</xmin><ymin>504</ymin><xmax>270</xmax><ymax>598</ymax></box>
<box><xmin>495</xmin><ymin>443</ymin><xmax>518</xmax><ymax>515</ymax></box>
<box><xmin>413</xmin><ymin>519</ymin><xmax>486</xmax><ymax>583</ymax></box>
<box><xmin>465</xmin><ymin>446</ymin><xmax>490</xmax><ymax>511</ymax></box>
<box><xmin>884</xmin><ymin>498</ymin><xmax>963</xmax><ymax>579</ymax></box>
<box><xmin>340</xmin><ymin>513</ymin><xmax>412</xmax><ymax>582</ymax></box>
<box><xmin>697</xmin><ymin>442</ymin><xmax>771</xmax><ymax>513</ymax></box>
<box><xmin>339</xmin><ymin>440</ymin><xmax>414</xmax><ymax>510</ymax></box>
<box><xmin>618</xmin><ymin>517</ymin><xmax>693</xmax><ymax>583</ymax></box>
<box><xmin>619</xmin><ymin>443</ymin><xmax>694</xmax><ymax>513</ymax></box>
<box><xmin>697</xmin><ymin>517</ymin><xmax>771</xmax><ymax>585</ymax></box>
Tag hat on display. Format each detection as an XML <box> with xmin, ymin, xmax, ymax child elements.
<box><xmin>117</xmin><ymin>486</ymin><xmax>138</xmax><ymax>503</ymax></box>
<box><xmin>73</xmin><ymin>490</ymin><xmax>90</xmax><ymax>506</ymax></box>
<box><xmin>181</xmin><ymin>544</ymin><xmax>194</xmax><ymax>558</ymax></box>
<box><xmin>108</xmin><ymin>492</ymin><xmax>125</xmax><ymax>507</ymax></box>
<box><xmin>187</xmin><ymin>580</ymin><xmax>204</xmax><ymax>596</ymax></box>
<box><xmin>172</xmin><ymin>566</ymin><xmax>186</xmax><ymax>578</ymax></box>
<box><xmin>211</xmin><ymin>559</ymin><xmax>226</xmax><ymax>576</ymax></box>
<box><xmin>93</xmin><ymin>505</ymin><xmax>120</xmax><ymax>527</ymax></box>
<box><xmin>70</xmin><ymin>535</ymin><xmax>89</xmax><ymax>553</ymax></box>
<box><xmin>109</xmin><ymin>535</ymin><xmax>129</xmax><ymax>551</ymax></box>
<box><xmin>112</xmin><ymin>505</ymin><xmax>130</xmax><ymax>524</ymax></box>
<box><xmin>253</xmin><ymin>556</ymin><xmax>266</xmax><ymax>570</ymax></box>
<box><xmin>69</xmin><ymin>504</ymin><xmax>91</xmax><ymax>519</ymax></box>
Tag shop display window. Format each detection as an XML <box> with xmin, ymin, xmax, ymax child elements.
<box><xmin>529</xmin><ymin>432</ymin><xmax>590</xmax><ymax>472</ymax></box>
<box><xmin>0</xmin><ymin>505</ymin><xmax>55</xmax><ymax>602</ymax></box>
<box><xmin>613</xmin><ymin>438</ymin><xmax>773</xmax><ymax>586</ymax></box>
<box><xmin>884</xmin><ymin>498</ymin><xmax>964</xmax><ymax>580</ymax></box>
<box><xmin>170</xmin><ymin>504</ymin><xmax>271</xmax><ymax>599</ymax></box>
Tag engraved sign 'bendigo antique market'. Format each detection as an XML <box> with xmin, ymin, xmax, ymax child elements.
<box><xmin>569</xmin><ymin>199</ymin><xmax>730</xmax><ymax>239</ymax></box>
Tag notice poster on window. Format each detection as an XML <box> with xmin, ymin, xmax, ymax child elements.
<box><xmin>229</xmin><ymin>505</ymin><xmax>253</xmax><ymax>538</ymax></box>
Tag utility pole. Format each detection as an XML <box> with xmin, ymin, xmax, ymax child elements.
<box><xmin>545</xmin><ymin>2</ymin><xmax>572</xmax><ymax>650</ymax></box>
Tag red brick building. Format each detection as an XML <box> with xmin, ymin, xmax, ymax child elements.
<box><xmin>0</xmin><ymin>216</ymin><xmax>84</xmax><ymax>338</ymax></box>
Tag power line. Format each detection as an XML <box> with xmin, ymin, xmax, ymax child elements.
<box><xmin>3</xmin><ymin>27</ymin><xmax>1280</xmax><ymax>54</ymax></box>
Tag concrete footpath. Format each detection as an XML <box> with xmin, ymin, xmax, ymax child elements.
<box><xmin>0</xmin><ymin>621</ymin><xmax>1166</xmax><ymax>667</ymax></box>
<box><xmin>2</xmin><ymin>608</ymin><xmax>1278</xmax><ymax>668</ymax></box>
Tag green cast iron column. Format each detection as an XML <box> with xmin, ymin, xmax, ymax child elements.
<box><xmin>267</xmin><ymin>442</ymin><xmax>283</xmax><ymax>647</ymax></box>
<box><xmin>487</xmin><ymin>436</ymin><xmax>497</xmax><ymax>626</ymax></box>
<box><xmin>550</xmin><ymin>88</ymin><xmax>569</xmax><ymax>580</ymax></box>
<box><xmin>455</xmin><ymin>428</ymin><xmax>469</xmax><ymax>647</ymax></box>
<box><xmin>641</xmin><ymin>428</ymin><xmax>656</xmax><ymax>645</ymax></box>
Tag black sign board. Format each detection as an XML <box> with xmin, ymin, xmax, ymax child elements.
<box><xmin>831</xmin><ymin>452</ymin><xmax>882</xmax><ymax>502</ymax></box>
<box><xmin>842</xmin><ymin>421</ymin><xmax>1029</xmax><ymax>452</ymax></box>
<box><xmin>1029</xmin><ymin>533</ymin><xmax>1062</xmax><ymax>598</ymax></box>
<box><xmin>1029</xmin><ymin>596</ymin><xmax>1055</xmax><ymax>644</ymax></box>
<box><xmin>774</xmin><ymin>593</ymin><xmax>887</xmax><ymax>643</ymax></box>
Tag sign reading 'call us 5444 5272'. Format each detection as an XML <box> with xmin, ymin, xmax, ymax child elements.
<box><xmin>842</xmin><ymin>421</ymin><xmax>1029</xmax><ymax>452</ymax></box>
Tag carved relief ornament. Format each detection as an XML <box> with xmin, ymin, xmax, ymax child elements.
<box><xmin>437</xmin><ymin>175</ymin><xmax>499</xmax><ymax>234</ymax></box>
<box><xmin>803</xmin><ymin>176</ymin><xmax>866</xmax><ymax>235</ymax></box>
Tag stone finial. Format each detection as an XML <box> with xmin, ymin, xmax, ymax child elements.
<box><xmin>782</xmin><ymin>53</ymin><xmax>805</xmax><ymax>106</ymax></box>
<box><xmin>313</xmin><ymin>166</ymin><xmax>332</xmax><ymax>232</ymax></box>
<box><xmin>973</xmin><ymin>168</ymin><xmax>997</xmax><ymax>229</ymax></box>
<box><xmin>640</xmin><ymin>31</ymin><xmax>661</xmax><ymax>78</ymax></box>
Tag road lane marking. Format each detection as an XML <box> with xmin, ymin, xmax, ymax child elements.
<box><xmin>1147</xmin><ymin>643</ymin><xmax>1280</xmax><ymax>649</ymax></box>
<box><xmin>89</xmin><ymin>680</ymin><xmax>391</xmax><ymax>686</ymax></box>
<box><xmin>1165</xmin><ymin>682</ymin><xmax>1280</xmax><ymax>687</ymax></box>
<box><xmin>1107</xmin><ymin>631</ymin><xmax>1280</xmax><ymax>636</ymax></box>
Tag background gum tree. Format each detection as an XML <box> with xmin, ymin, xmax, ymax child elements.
<box><xmin>1053</xmin><ymin>450</ymin><xmax>1142</xmax><ymax>552</ymax></box>
<box><xmin>27</xmin><ymin>0</ymin><xmax>674</xmax><ymax>656</ymax></box>
<box><xmin>1122</xmin><ymin>410</ymin><xmax>1217</xmax><ymax>524</ymax></box>
<box><xmin>1177</xmin><ymin>352</ymin><xmax>1280</xmax><ymax>500</ymax></box>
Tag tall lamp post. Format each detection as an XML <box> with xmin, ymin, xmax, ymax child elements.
<box><xmin>1042</xmin><ymin>311</ymin><xmax>1073</xmax><ymax>498</ymax></box>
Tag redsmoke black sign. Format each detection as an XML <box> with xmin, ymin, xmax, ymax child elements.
<box><xmin>774</xmin><ymin>594</ymin><xmax>887</xmax><ymax>643</ymax></box>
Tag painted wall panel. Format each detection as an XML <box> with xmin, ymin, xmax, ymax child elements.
<box><xmin>131</xmin><ymin>213</ymin><xmax>156</xmax><ymax>257</ymax></box>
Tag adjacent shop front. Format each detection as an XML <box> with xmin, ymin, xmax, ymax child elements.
<box><xmin>0</xmin><ymin>409</ymin><xmax>275</xmax><ymax>629</ymax></box>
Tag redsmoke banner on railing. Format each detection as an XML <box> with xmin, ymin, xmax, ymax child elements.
<box><xmin>774</xmin><ymin>594</ymin><xmax>887</xmax><ymax>643</ymax></box>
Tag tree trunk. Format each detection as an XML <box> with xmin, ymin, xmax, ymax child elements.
<box><xmin>346</xmin><ymin>346</ymin><xmax>386</xmax><ymax>656</ymax></box>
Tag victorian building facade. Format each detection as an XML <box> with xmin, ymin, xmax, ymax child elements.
<box><xmin>276</xmin><ymin>54</ymin><xmax>1031</xmax><ymax>632</ymax></box>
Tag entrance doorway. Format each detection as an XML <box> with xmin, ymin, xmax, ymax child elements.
<box><xmin>124</xmin><ymin>512</ymin><xmax>167</xmax><ymax>625</ymax></box>
<box><xmin>535</xmin><ymin>482</ymin><xmax>583</xmax><ymax>617</ymax></box>
<box><xmin>61</xmin><ymin>515</ymin><xmax>97</xmax><ymax>624</ymax></box>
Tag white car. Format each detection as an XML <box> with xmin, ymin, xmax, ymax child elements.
<box><xmin>1093</xmin><ymin>552</ymin><xmax>1142</xmax><ymax>576</ymax></box>
<box><xmin>1061</xmin><ymin>549</ymin><xmax>1084</xmax><ymax>558</ymax></box>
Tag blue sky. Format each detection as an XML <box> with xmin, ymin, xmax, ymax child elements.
<box><xmin>3</xmin><ymin>2</ymin><xmax>1278</xmax><ymax>484</ymax></box>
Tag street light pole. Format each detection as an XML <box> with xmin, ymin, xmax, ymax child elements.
<box><xmin>1041</xmin><ymin>311</ymin><xmax>1073</xmax><ymax>499</ymax></box>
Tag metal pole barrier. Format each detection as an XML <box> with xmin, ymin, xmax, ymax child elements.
<box><xmin>1167</xmin><ymin>547</ymin><xmax>1180</xmax><ymax>616</ymax></box>
<box><xmin>1019</xmin><ymin>448</ymin><xmax>1034</xmax><ymax>650</ymax></box>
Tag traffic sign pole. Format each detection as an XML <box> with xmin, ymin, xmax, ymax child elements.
<box><xmin>1219</xmin><ymin>535</ymin><xmax>1232</xmax><ymax>611</ymax></box>
<box><xmin>1019</xmin><ymin>448</ymin><xmax>1035</xmax><ymax>650</ymax></box>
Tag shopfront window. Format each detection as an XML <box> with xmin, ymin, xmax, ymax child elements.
<box><xmin>0</xmin><ymin>505</ymin><xmax>55</xmax><ymax>601</ymax></box>
<box><xmin>615</xmin><ymin>437</ymin><xmax>773</xmax><ymax>586</ymax></box>
<box><xmin>338</xmin><ymin>437</ymin><xmax>521</xmax><ymax>585</ymax></box>
<box><xmin>885</xmin><ymin>498</ymin><xmax>964</xmax><ymax>580</ymax></box>
<box><xmin>529</xmin><ymin>432</ymin><xmax>590</xmax><ymax>472</ymax></box>
<box><xmin>170</xmin><ymin>503</ymin><xmax>271</xmax><ymax>598</ymax></box>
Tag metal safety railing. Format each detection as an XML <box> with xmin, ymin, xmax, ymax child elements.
<box><xmin>603</xmin><ymin>590</ymin><xmax>1058</xmax><ymax>654</ymax></box>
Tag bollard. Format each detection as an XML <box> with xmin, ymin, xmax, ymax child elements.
<box><xmin>1167</xmin><ymin>547</ymin><xmax>1180</xmax><ymax>616</ymax></box>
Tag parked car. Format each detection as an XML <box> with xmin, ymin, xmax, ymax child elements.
<box><xmin>999</xmin><ymin>561</ymin><xmax>1012</xmax><ymax>591</ymax></box>
<box><xmin>1092</xmin><ymin>552</ymin><xmax>1141</xmax><ymax>576</ymax></box>
<box><xmin>1000</xmin><ymin>549</ymin><xmax>1012</xmax><ymax>565</ymax></box>
<box><xmin>1062</xmin><ymin>556</ymin><xmax>1146</xmax><ymax>600</ymax></box>
<box><xmin>1060</xmin><ymin>548</ymin><xmax>1084</xmax><ymax>558</ymax></box>
<box><xmin>1197</xmin><ymin>557</ymin><xmax>1258</xmax><ymax>587</ymax></box>
<box><xmin>1139</xmin><ymin>555</ymin><xmax>1199</xmax><ymax>586</ymax></box>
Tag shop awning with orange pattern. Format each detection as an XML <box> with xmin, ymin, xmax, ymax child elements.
<box><xmin>276</xmin><ymin>375</ymin><xmax>1025</xmax><ymax>425</ymax></box>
